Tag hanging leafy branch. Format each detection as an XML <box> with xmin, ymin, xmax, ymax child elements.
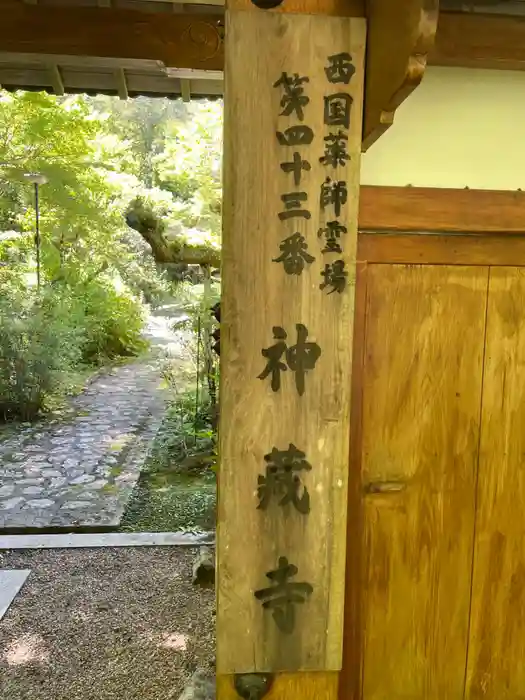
<box><xmin>125</xmin><ymin>195</ymin><xmax>221</xmax><ymax>267</ymax></box>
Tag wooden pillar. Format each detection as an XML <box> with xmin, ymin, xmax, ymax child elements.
<box><xmin>218</xmin><ymin>1</ymin><xmax>366</xmax><ymax>698</ymax></box>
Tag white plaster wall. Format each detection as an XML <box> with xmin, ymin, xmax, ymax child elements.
<box><xmin>360</xmin><ymin>66</ymin><xmax>525</xmax><ymax>190</ymax></box>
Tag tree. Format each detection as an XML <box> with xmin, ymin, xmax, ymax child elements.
<box><xmin>0</xmin><ymin>90</ymin><xmax>152</xmax><ymax>421</ymax></box>
<box><xmin>0</xmin><ymin>91</ymin><xmax>224</xmax><ymax>287</ymax></box>
<box><xmin>0</xmin><ymin>91</ymin><xmax>129</xmax><ymax>284</ymax></box>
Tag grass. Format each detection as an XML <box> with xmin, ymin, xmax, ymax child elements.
<box><xmin>120</xmin><ymin>477</ymin><xmax>215</xmax><ymax>533</ymax></box>
<box><xmin>119</xmin><ymin>391</ymin><xmax>217</xmax><ymax>533</ymax></box>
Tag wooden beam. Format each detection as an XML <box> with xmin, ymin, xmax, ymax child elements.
<box><xmin>5</xmin><ymin>5</ymin><xmax>525</xmax><ymax>155</ymax></box>
<box><xmin>146</xmin><ymin>0</ymin><xmax>225</xmax><ymax>4</ymax></box>
<box><xmin>0</xmin><ymin>53</ymin><xmax>168</xmax><ymax>72</ymax></box>
<box><xmin>362</xmin><ymin>0</ymin><xmax>439</xmax><ymax>150</ymax></box>
<box><xmin>431</xmin><ymin>11</ymin><xmax>525</xmax><ymax>71</ymax></box>
<box><xmin>219</xmin><ymin>0</ymin><xmax>365</xmax><ymax>697</ymax></box>
<box><xmin>358</xmin><ymin>185</ymin><xmax>525</xmax><ymax>234</ymax></box>
<box><xmin>5</xmin><ymin>3</ymin><xmax>525</xmax><ymax>77</ymax></box>
<box><xmin>166</xmin><ymin>67</ymin><xmax>223</xmax><ymax>80</ymax></box>
<box><xmin>0</xmin><ymin>0</ymin><xmax>224</xmax><ymax>72</ymax></box>
<box><xmin>358</xmin><ymin>232</ymin><xmax>525</xmax><ymax>266</ymax></box>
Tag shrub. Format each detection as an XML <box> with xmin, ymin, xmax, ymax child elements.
<box><xmin>138</xmin><ymin>385</ymin><xmax>217</xmax><ymax>483</ymax></box>
<box><xmin>0</xmin><ymin>291</ymin><xmax>83</xmax><ymax>420</ymax></box>
<box><xmin>71</xmin><ymin>279</ymin><xmax>147</xmax><ymax>364</ymax></box>
<box><xmin>0</xmin><ymin>277</ymin><xmax>147</xmax><ymax>421</ymax></box>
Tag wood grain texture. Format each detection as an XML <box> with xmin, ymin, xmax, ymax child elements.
<box><xmin>227</xmin><ymin>0</ymin><xmax>365</xmax><ymax>16</ymax></box>
<box><xmin>0</xmin><ymin>0</ymin><xmax>224</xmax><ymax>71</ymax></box>
<box><xmin>431</xmin><ymin>12</ymin><xmax>525</xmax><ymax>72</ymax></box>
<box><xmin>362</xmin><ymin>0</ymin><xmax>438</xmax><ymax>150</ymax></box>
<box><xmin>359</xmin><ymin>186</ymin><xmax>525</xmax><ymax>234</ymax></box>
<box><xmin>359</xmin><ymin>264</ymin><xmax>488</xmax><ymax>699</ymax></box>
<box><xmin>218</xmin><ymin>7</ymin><xmax>366</xmax><ymax>674</ymax></box>
<box><xmin>466</xmin><ymin>267</ymin><xmax>525</xmax><ymax>699</ymax></box>
<box><xmin>358</xmin><ymin>233</ymin><xmax>525</xmax><ymax>267</ymax></box>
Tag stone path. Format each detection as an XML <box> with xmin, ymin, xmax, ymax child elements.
<box><xmin>0</xmin><ymin>315</ymin><xmax>182</xmax><ymax>531</ymax></box>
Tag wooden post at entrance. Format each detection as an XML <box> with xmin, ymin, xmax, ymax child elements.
<box><xmin>218</xmin><ymin>1</ymin><xmax>366</xmax><ymax>698</ymax></box>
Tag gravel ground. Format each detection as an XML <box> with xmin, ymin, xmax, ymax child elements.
<box><xmin>0</xmin><ymin>547</ymin><xmax>215</xmax><ymax>700</ymax></box>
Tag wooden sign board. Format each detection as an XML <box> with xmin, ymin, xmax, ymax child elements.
<box><xmin>218</xmin><ymin>7</ymin><xmax>366</xmax><ymax>675</ymax></box>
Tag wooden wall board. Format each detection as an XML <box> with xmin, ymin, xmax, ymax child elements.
<box><xmin>358</xmin><ymin>263</ymin><xmax>488</xmax><ymax>699</ymax></box>
<box><xmin>466</xmin><ymin>267</ymin><xmax>525</xmax><ymax>699</ymax></box>
<box><xmin>358</xmin><ymin>232</ymin><xmax>525</xmax><ymax>267</ymax></box>
<box><xmin>358</xmin><ymin>186</ymin><xmax>525</xmax><ymax>234</ymax></box>
<box><xmin>218</xmin><ymin>5</ymin><xmax>366</xmax><ymax>675</ymax></box>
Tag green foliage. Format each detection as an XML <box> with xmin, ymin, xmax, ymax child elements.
<box><xmin>49</xmin><ymin>279</ymin><xmax>148</xmax><ymax>364</ymax></box>
<box><xmin>0</xmin><ymin>291</ymin><xmax>82</xmax><ymax>420</ymax></box>
<box><xmin>0</xmin><ymin>277</ymin><xmax>147</xmax><ymax>420</ymax></box>
<box><xmin>0</xmin><ymin>89</ymin><xmax>223</xmax><ymax>422</ymax></box>
<box><xmin>148</xmin><ymin>390</ymin><xmax>216</xmax><ymax>474</ymax></box>
<box><xmin>86</xmin><ymin>96</ymin><xmax>188</xmax><ymax>187</ymax></box>
<box><xmin>154</xmin><ymin>102</ymin><xmax>222</xmax><ymax>238</ymax></box>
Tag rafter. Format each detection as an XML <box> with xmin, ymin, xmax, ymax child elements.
<box><xmin>114</xmin><ymin>67</ymin><xmax>129</xmax><ymax>100</ymax></box>
<box><xmin>180</xmin><ymin>78</ymin><xmax>191</xmax><ymax>102</ymax></box>
<box><xmin>49</xmin><ymin>63</ymin><xmax>64</xmax><ymax>95</ymax></box>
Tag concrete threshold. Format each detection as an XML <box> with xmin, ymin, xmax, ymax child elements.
<box><xmin>0</xmin><ymin>531</ymin><xmax>215</xmax><ymax>550</ymax></box>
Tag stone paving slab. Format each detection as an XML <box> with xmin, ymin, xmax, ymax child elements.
<box><xmin>0</xmin><ymin>358</ymin><xmax>169</xmax><ymax>530</ymax></box>
<box><xmin>0</xmin><ymin>570</ymin><xmax>30</xmax><ymax>620</ymax></box>
<box><xmin>0</xmin><ymin>531</ymin><xmax>215</xmax><ymax>550</ymax></box>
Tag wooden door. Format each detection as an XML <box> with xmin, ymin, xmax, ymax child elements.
<box><xmin>345</xmin><ymin>263</ymin><xmax>489</xmax><ymax>699</ymax></box>
<box><xmin>465</xmin><ymin>267</ymin><xmax>525</xmax><ymax>699</ymax></box>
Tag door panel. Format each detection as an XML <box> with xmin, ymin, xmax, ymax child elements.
<box><xmin>466</xmin><ymin>267</ymin><xmax>525</xmax><ymax>700</ymax></box>
<box><xmin>360</xmin><ymin>264</ymin><xmax>488</xmax><ymax>699</ymax></box>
